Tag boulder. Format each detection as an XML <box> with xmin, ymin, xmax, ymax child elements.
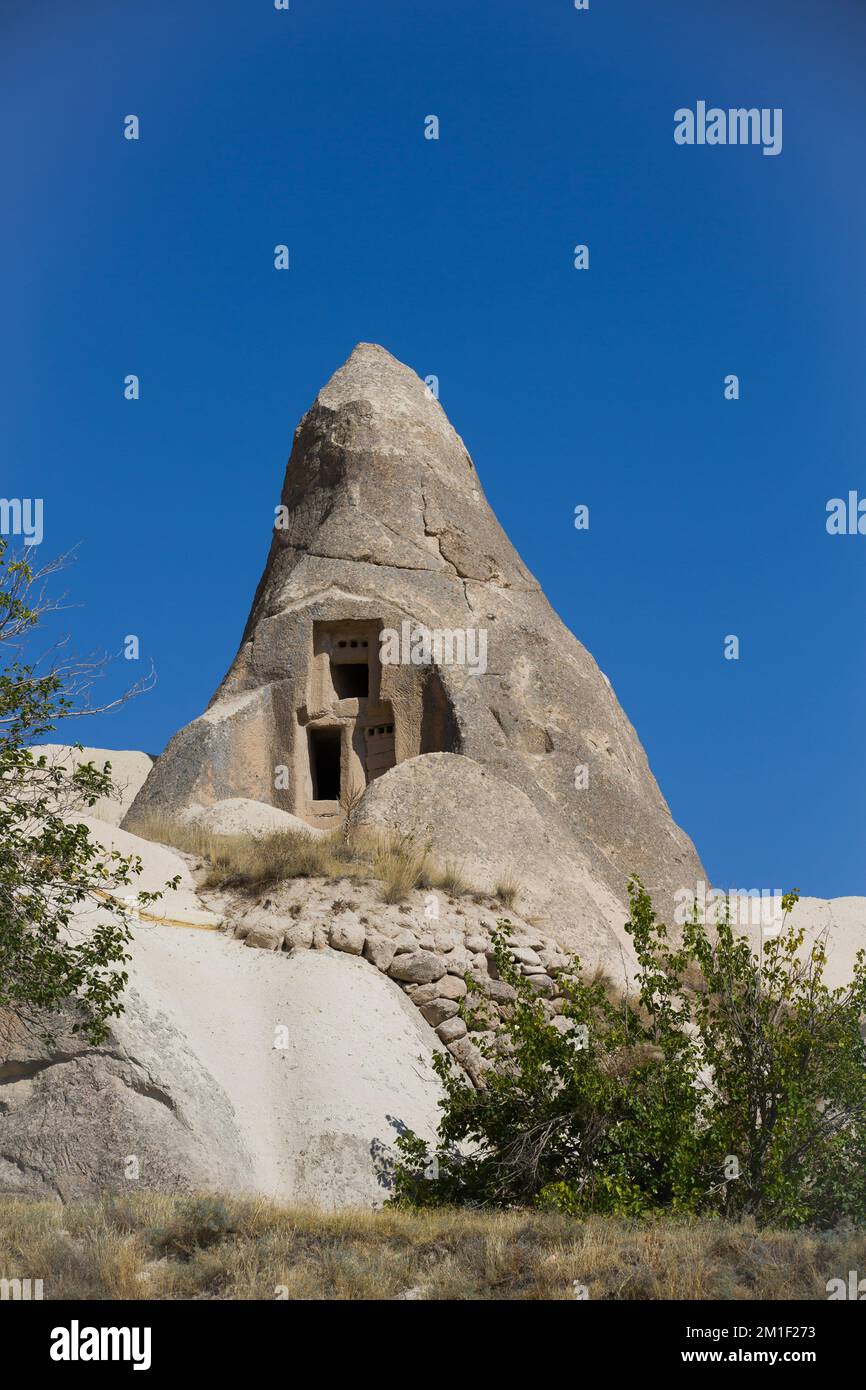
<box><xmin>284</xmin><ymin>921</ymin><xmax>315</xmax><ymax>951</ymax></box>
<box><xmin>435</xmin><ymin>974</ymin><xmax>468</xmax><ymax>1001</ymax></box>
<box><xmin>485</xmin><ymin>979</ymin><xmax>517</xmax><ymax>1004</ymax></box>
<box><xmin>389</xmin><ymin>952</ymin><xmax>448</xmax><ymax>985</ymax></box>
<box><xmin>525</xmin><ymin>974</ymin><xmax>556</xmax><ymax>998</ymax></box>
<box><xmin>180</xmin><ymin>797</ymin><xmax>326</xmax><ymax>840</ymax></box>
<box><xmin>420</xmin><ymin>999</ymin><xmax>460</xmax><ymax>1027</ymax></box>
<box><xmin>436</xmin><ymin>1017</ymin><xmax>467</xmax><ymax>1044</ymax></box>
<box><xmin>359</xmin><ymin>755</ymin><xmax>639</xmax><ymax>980</ymax></box>
<box><xmin>392</xmin><ymin>929</ymin><xmax>420</xmax><ymax>954</ymax></box>
<box><xmin>329</xmin><ymin>918</ymin><xmax>366</xmax><ymax>955</ymax></box>
<box><xmin>447</xmin><ymin>1036</ymin><xmax>489</xmax><ymax>1088</ymax></box>
<box><xmin>363</xmin><ymin>932</ymin><xmax>397</xmax><ymax>972</ymax></box>
<box><xmin>245</xmin><ymin>925</ymin><xmax>284</xmax><ymax>951</ymax></box>
<box><xmin>512</xmin><ymin>946</ymin><xmax>542</xmax><ymax>969</ymax></box>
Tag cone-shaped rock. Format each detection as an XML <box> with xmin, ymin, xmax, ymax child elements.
<box><xmin>126</xmin><ymin>344</ymin><xmax>705</xmax><ymax>964</ymax></box>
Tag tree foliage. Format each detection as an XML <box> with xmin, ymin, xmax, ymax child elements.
<box><xmin>394</xmin><ymin>882</ymin><xmax>866</xmax><ymax>1228</ymax></box>
<box><xmin>0</xmin><ymin>541</ymin><xmax>166</xmax><ymax>1043</ymax></box>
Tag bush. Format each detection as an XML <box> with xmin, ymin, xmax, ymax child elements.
<box><xmin>393</xmin><ymin>882</ymin><xmax>866</xmax><ymax>1228</ymax></box>
<box><xmin>156</xmin><ymin>1196</ymin><xmax>235</xmax><ymax>1255</ymax></box>
<box><xmin>0</xmin><ymin>542</ymin><xmax>164</xmax><ymax>1043</ymax></box>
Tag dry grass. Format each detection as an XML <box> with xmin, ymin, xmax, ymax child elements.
<box><xmin>494</xmin><ymin>870</ymin><xmax>520</xmax><ymax>908</ymax></box>
<box><xmin>431</xmin><ymin>859</ymin><xmax>471</xmax><ymax>896</ymax></box>
<box><xmin>129</xmin><ymin>816</ymin><xmax>449</xmax><ymax>906</ymax></box>
<box><xmin>373</xmin><ymin>833</ymin><xmax>432</xmax><ymax>904</ymax></box>
<box><xmin>0</xmin><ymin>1194</ymin><xmax>860</xmax><ymax>1301</ymax></box>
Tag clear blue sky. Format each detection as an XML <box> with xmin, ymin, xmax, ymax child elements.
<box><xmin>3</xmin><ymin>0</ymin><xmax>865</xmax><ymax>898</ymax></box>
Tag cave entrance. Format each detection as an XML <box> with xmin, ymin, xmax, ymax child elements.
<box><xmin>308</xmin><ymin>726</ymin><xmax>341</xmax><ymax>801</ymax></box>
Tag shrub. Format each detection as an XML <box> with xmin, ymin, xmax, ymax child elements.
<box><xmin>157</xmin><ymin>1196</ymin><xmax>235</xmax><ymax>1255</ymax></box>
<box><xmin>0</xmin><ymin>542</ymin><xmax>164</xmax><ymax>1043</ymax></box>
<box><xmin>433</xmin><ymin>859</ymin><xmax>470</xmax><ymax>896</ymax></box>
<box><xmin>393</xmin><ymin>883</ymin><xmax>866</xmax><ymax>1228</ymax></box>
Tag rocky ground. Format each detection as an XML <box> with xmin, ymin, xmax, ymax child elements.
<box><xmin>4</xmin><ymin>756</ymin><xmax>864</xmax><ymax>1209</ymax></box>
<box><xmin>208</xmin><ymin>871</ymin><xmax>577</xmax><ymax>1090</ymax></box>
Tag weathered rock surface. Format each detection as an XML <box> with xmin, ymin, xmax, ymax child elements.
<box><xmin>181</xmin><ymin>797</ymin><xmax>325</xmax><ymax>840</ymax></box>
<box><xmin>124</xmin><ymin>343</ymin><xmax>706</xmax><ymax>950</ymax></box>
<box><xmin>27</xmin><ymin>745</ymin><xmax>153</xmax><ymax>827</ymax></box>
<box><xmin>0</xmin><ymin>994</ymin><xmax>250</xmax><ymax>1200</ymax></box>
<box><xmin>358</xmin><ymin>753</ymin><xmax>637</xmax><ymax>974</ymax></box>
<box><xmin>0</xmin><ymin>916</ymin><xmax>447</xmax><ymax>1207</ymax></box>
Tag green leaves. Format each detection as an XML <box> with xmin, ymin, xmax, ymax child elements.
<box><xmin>394</xmin><ymin>881</ymin><xmax>866</xmax><ymax>1229</ymax></box>
<box><xmin>0</xmin><ymin>540</ymin><xmax>157</xmax><ymax>1044</ymax></box>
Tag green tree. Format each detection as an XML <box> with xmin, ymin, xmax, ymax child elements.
<box><xmin>658</xmin><ymin>888</ymin><xmax>866</xmax><ymax>1226</ymax></box>
<box><xmin>0</xmin><ymin>541</ymin><xmax>166</xmax><ymax>1043</ymax></box>
<box><xmin>394</xmin><ymin>882</ymin><xmax>866</xmax><ymax>1228</ymax></box>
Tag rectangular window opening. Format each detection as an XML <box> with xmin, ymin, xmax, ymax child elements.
<box><xmin>330</xmin><ymin>661</ymin><xmax>369</xmax><ymax>699</ymax></box>
<box><xmin>309</xmin><ymin>727</ymin><xmax>341</xmax><ymax>800</ymax></box>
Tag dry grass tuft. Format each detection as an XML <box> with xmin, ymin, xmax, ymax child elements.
<box><xmin>430</xmin><ymin>859</ymin><xmax>471</xmax><ymax>896</ymax></box>
<box><xmin>0</xmin><ymin>1194</ymin><xmax>860</xmax><ymax>1301</ymax></box>
<box><xmin>493</xmin><ymin>870</ymin><xmax>520</xmax><ymax>908</ymax></box>
<box><xmin>372</xmin><ymin>831</ymin><xmax>432</xmax><ymax>904</ymax></box>
<box><xmin>130</xmin><ymin>816</ymin><xmax>457</xmax><ymax>907</ymax></box>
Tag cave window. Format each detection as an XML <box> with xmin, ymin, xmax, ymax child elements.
<box><xmin>309</xmin><ymin>727</ymin><xmax>341</xmax><ymax>801</ymax></box>
<box><xmin>330</xmin><ymin>660</ymin><xmax>369</xmax><ymax>699</ymax></box>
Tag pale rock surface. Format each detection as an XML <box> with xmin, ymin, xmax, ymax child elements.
<box><xmin>0</xmin><ymin>993</ymin><xmax>251</xmax><ymax>1200</ymax></box>
<box><xmin>76</xmin><ymin>816</ymin><xmax>223</xmax><ymax>930</ymax></box>
<box><xmin>0</xmin><ymin>911</ymin><xmax>446</xmax><ymax>1206</ymax></box>
<box><xmin>28</xmin><ymin>744</ymin><xmax>153</xmax><ymax>827</ymax></box>
<box><xmin>181</xmin><ymin>797</ymin><xmax>326</xmax><ymax>840</ymax></box>
<box><xmin>124</xmin><ymin>343</ymin><xmax>706</xmax><ymax>950</ymax></box>
<box><xmin>121</xmin><ymin>927</ymin><xmax>445</xmax><ymax>1206</ymax></box>
<box><xmin>359</xmin><ymin>753</ymin><xmax>638</xmax><ymax>979</ymax></box>
<box><xmin>738</xmin><ymin>895</ymin><xmax>866</xmax><ymax>992</ymax></box>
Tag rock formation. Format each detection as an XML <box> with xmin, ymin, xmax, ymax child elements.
<box><xmin>126</xmin><ymin>343</ymin><xmax>706</xmax><ymax>963</ymax></box>
<box><xmin>3</xmin><ymin>345</ymin><xmax>717</xmax><ymax>1204</ymax></box>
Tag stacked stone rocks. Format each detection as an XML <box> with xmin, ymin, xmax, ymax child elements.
<box><xmin>231</xmin><ymin>904</ymin><xmax>571</xmax><ymax>1087</ymax></box>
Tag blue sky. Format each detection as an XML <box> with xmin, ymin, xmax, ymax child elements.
<box><xmin>2</xmin><ymin>0</ymin><xmax>865</xmax><ymax>897</ymax></box>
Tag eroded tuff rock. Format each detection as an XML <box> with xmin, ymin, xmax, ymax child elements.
<box><xmin>356</xmin><ymin>752</ymin><xmax>637</xmax><ymax>971</ymax></box>
<box><xmin>124</xmin><ymin>343</ymin><xmax>705</xmax><ymax>957</ymax></box>
<box><xmin>0</xmin><ymin>994</ymin><xmax>250</xmax><ymax>1200</ymax></box>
